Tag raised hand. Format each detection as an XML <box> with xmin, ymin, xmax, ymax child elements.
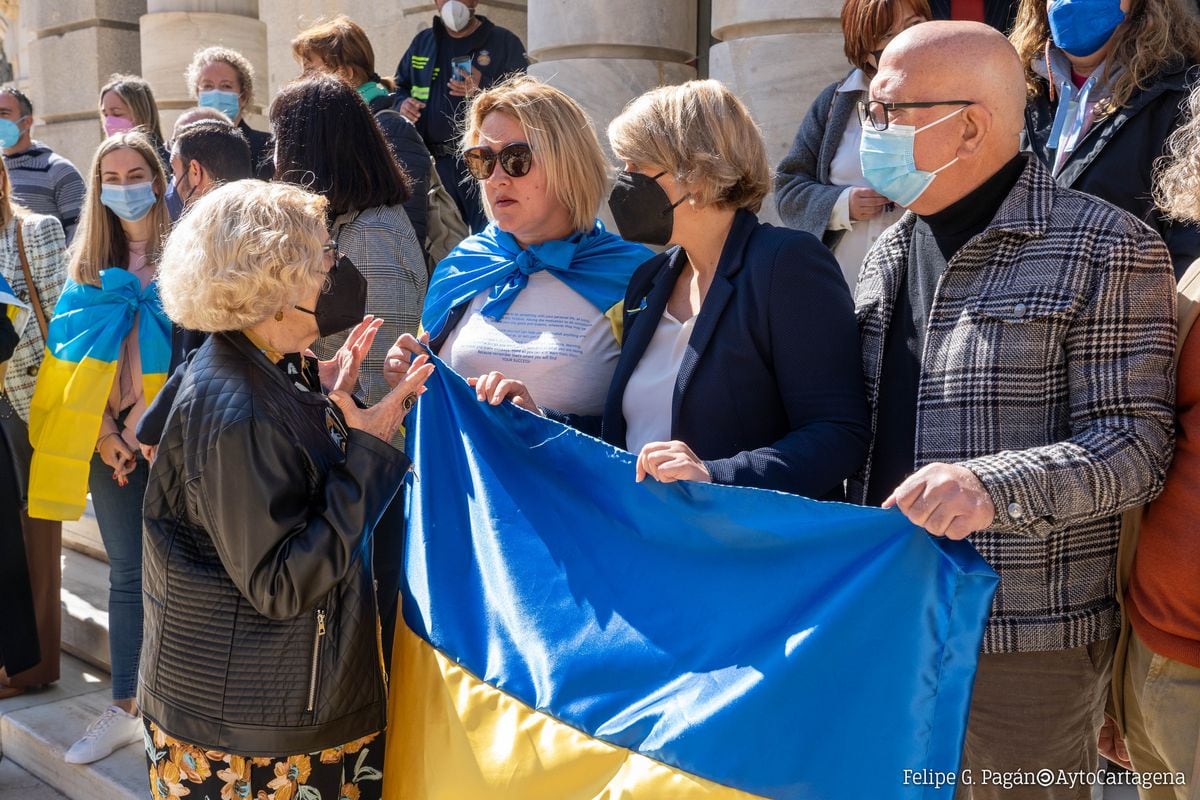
<box><xmin>329</xmin><ymin>354</ymin><xmax>435</xmax><ymax>442</ymax></box>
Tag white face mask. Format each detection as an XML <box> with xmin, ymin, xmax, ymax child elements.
<box><xmin>441</xmin><ymin>0</ymin><xmax>473</xmax><ymax>32</ymax></box>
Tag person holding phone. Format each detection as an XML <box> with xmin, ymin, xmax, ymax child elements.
<box><xmin>393</xmin><ymin>0</ymin><xmax>528</xmax><ymax>233</ymax></box>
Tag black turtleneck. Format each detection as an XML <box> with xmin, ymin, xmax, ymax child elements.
<box><xmin>865</xmin><ymin>154</ymin><xmax>1027</xmax><ymax>506</ymax></box>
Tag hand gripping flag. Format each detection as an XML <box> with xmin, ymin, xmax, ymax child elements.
<box><xmin>386</xmin><ymin>360</ymin><xmax>999</xmax><ymax>799</ymax></box>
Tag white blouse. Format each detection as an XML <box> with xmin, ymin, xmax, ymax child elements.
<box><xmin>621</xmin><ymin>308</ymin><xmax>696</xmax><ymax>455</ymax></box>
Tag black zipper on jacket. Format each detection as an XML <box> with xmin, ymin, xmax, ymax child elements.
<box><xmin>307</xmin><ymin>608</ymin><xmax>326</xmax><ymax>713</ymax></box>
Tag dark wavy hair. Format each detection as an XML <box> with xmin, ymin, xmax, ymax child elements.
<box><xmin>269</xmin><ymin>73</ymin><xmax>411</xmax><ymax>219</ymax></box>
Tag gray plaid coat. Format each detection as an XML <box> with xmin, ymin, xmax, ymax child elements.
<box><xmin>850</xmin><ymin>157</ymin><xmax>1177</xmax><ymax>654</ymax></box>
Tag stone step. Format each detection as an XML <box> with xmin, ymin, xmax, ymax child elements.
<box><xmin>62</xmin><ymin>500</ymin><xmax>107</xmax><ymax>564</ymax></box>
<box><xmin>0</xmin><ymin>656</ymin><xmax>141</xmax><ymax>800</ymax></box>
<box><xmin>60</xmin><ymin>548</ymin><xmax>111</xmax><ymax>675</ymax></box>
<box><xmin>0</xmin><ymin>755</ymin><xmax>71</xmax><ymax>799</ymax></box>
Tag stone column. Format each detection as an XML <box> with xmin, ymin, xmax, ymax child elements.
<box><xmin>25</xmin><ymin>1</ymin><xmax>147</xmax><ymax>172</ymax></box>
<box><xmin>0</xmin><ymin>1</ymin><xmax>18</xmax><ymax>84</ymax></box>
<box><xmin>527</xmin><ymin>0</ymin><xmax>695</xmax><ymax>164</ymax></box>
<box><xmin>709</xmin><ymin>0</ymin><xmax>848</xmax><ymax>223</ymax></box>
<box><xmin>139</xmin><ymin>0</ymin><xmax>268</xmax><ymax>136</ymax></box>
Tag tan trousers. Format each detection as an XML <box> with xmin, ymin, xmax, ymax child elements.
<box><xmin>955</xmin><ymin>639</ymin><xmax>1114</xmax><ymax>800</ymax></box>
<box><xmin>1123</xmin><ymin>629</ymin><xmax>1200</xmax><ymax>800</ymax></box>
<box><xmin>0</xmin><ymin>513</ymin><xmax>61</xmax><ymax>687</ymax></box>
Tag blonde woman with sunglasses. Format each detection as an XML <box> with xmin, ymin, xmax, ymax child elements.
<box><xmin>386</xmin><ymin>75</ymin><xmax>651</xmax><ymax>418</ymax></box>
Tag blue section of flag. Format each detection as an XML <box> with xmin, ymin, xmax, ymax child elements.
<box><xmin>50</xmin><ymin>268</ymin><xmax>168</xmax><ymax>366</ymax></box>
<box><xmin>421</xmin><ymin>219</ymin><xmax>650</xmax><ymax>339</ymax></box>
<box><xmin>403</xmin><ymin>358</ymin><xmax>999</xmax><ymax>799</ymax></box>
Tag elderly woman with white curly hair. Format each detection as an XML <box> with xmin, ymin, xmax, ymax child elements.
<box><xmin>135</xmin><ymin>179</ymin><xmax>432</xmax><ymax>800</ymax></box>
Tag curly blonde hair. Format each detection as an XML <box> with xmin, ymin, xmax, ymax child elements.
<box><xmin>607</xmin><ymin>79</ymin><xmax>770</xmax><ymax>213</ymax></box>
<box><xmin>1154</xmin><ymin>83</ymin><xmax>1200</xmax><ymax>220</ymax></box>
<box><xmin>158</xmin><ymin>180</ymin><xmax>329</xmax><ymax>333</ymax></box>
<box><xmin>1010</xmin><ymin>0</ymin><xmax>1200</xmax><ymax>117</ymax></box>
<box><xmin>185</xmin><ymin>46</ymin><xmax>256</xmax><ymax>107</ymax></box>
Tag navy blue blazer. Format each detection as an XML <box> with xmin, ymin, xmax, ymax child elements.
<box><xmin>597</xmin><ymin>208</ymin><xmax>869</xmax><ymax>498</ymax></box>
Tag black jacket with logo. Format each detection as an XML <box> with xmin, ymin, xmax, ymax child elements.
<box><xmin>139</xmin><ymin>331</ymin><xmax>409</xmax><ymax>755</ymax></box>
<box><xmin>393</xmin><ymin>14</ymin><xmax>527</xmax><ymax>145</ymax></box>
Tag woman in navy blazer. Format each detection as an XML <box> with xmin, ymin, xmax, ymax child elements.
<box><xmin>456</xmin><ymin>80</ymin><xmax>869</xmax><ymax>498</ymax></box>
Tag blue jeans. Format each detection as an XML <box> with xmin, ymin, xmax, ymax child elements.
<box><xmin>88</xmin><ymin>452</ymin><xmax>148</xmax><ymax>702</ymax></box>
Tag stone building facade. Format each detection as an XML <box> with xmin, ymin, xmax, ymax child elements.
<box><xmin>5</xmin><ymin>0</ymin><xmax>849</xmax><ymax>223</ymax></box>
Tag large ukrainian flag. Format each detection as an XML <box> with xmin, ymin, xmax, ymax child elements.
<box><xmin>28</xmin><ymin>268</ymin><xmax>170</xmax><ymax>520</ymax></box>
<box><xmin>386</xmin><ymin>362</ymin><xmax>999</xmax><ymax>800</ymax></box>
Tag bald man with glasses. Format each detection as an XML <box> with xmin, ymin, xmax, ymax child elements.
<box><xmin>849</xmin><ymin>21</ymin><xmax>1177</xmax><ymax>799</ymax></box>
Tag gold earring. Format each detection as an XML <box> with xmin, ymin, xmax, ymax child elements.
<box><xmin>274</xmin><ymin>310</ymin><xmax>284</xmax><ymax>322</ymax></box>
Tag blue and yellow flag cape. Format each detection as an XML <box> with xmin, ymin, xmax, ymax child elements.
<box><xmin>0</xmin><ymin>273</ymin><xmax>30</xmax><ymax>340</ymax></box>
<box><xmin>421</xmin><ymin>219</ymin><xmax>651</xmax><ymax>340</ymax></box>
<box><xmin>386</xmin><ymin>360</ymin><xmax>999</xmax><ymax>799</ymax></box>
<box><xmin>28</xmin><ymin>268</ymin><xmax>170</xmax><ymax>520</ymax></box>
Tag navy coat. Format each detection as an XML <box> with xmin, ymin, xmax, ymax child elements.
<box><xmin>595</xmin><ymin>208</ymin><xmax>870</xmax><ymax>498</ymax></box>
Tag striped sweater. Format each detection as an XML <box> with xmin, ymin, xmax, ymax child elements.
<box><xmin>4</xmin><ymin>142</ymin><xmax>86</xmax><ymax>244</ymax></box>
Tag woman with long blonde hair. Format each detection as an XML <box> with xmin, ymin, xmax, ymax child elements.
<box><xmin>28</xmin><ymin>129</ymin><xmax>171</xmax><ymax>765</ymax></box>
<box><xmin>1012</xmin><ymin>0</ymin><xmax>1200</xmax><ymax>275</ymax></box>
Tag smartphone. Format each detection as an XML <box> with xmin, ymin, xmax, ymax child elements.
<box><xmin>451</xmin><ymin>55</ymin><xmax>472</xmax><ymax>82</ymax></box>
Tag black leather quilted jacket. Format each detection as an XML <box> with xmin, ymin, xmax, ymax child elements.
<box><xmin>139</xmin><ymin>331</ymin><xmax>409</xmax><ymax>756</ymax></box>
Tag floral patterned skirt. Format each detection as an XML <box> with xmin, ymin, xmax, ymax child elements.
<box><xmin>144</xmin><ymin>719</ymin><xmax>384</xmax><ymax>800</ymax></box>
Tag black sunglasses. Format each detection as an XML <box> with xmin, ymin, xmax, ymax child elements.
<box><xmin>463</xmin><ymin>142</ymin><xmax>533</xmax><ymax>180</ymax></box>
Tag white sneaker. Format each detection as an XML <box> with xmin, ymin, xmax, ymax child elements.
<box><xmin>65</xmin><ymin>705</ymin><xmax>142</xmax><ymax>764</ymax></box>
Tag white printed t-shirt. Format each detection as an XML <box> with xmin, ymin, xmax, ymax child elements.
<box><xmin>440</xmin><ymin>270</ymin><xmax>619</xmax><ymax>415</ymax></box>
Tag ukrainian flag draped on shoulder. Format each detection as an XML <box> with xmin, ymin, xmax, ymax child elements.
<box><xmin>28</xmin><ymin>268</ymin><xmax>170</xmax><ymax>520</ymax></box>
<box><xmin>386</xmin><ymin>359</ymin><xmax>1000</xmax><ymax>800</ymax></box>
<box><xmin>0</xmin><ymin>273</ymin><xmax>30</xmax><ymax>339</ymax></box>
<box><xmin>421</xmin><ymin>219</ymin><xmax>650</xmax><ymax>339</ymax></box>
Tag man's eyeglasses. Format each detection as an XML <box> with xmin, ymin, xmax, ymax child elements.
<box><xmin>858</xmin><ymin>100</ymin><xmax>973</xmax><ymax>132</ymax></box>
<box><xmin>463</xmin><ymin>142</ymin><xmax>533</xmax><ymax>180</ymax></box>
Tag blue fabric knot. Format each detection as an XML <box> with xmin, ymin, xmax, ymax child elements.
<box><xmin>49</xmin><ymin>267</ymin><xmax>170</xmax><ymax>367</ymax></box>
<box><xmin>421</xmin><ymin>220</ymin><xmax>652</xmax><ymax>340</ymax></box>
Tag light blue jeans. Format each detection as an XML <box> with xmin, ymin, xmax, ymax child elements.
<box><xmin>88</xmin><ymin>452</ymin><xmax>148</xmax><ymax>702</ymax></box>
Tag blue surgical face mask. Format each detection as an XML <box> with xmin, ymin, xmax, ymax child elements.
<box><xmin>198</xmin><ymin>89</ymin><xmax>241</xmax><ymax>121</ymax></box>
<box><xmin>858</xmin><ymin>106</ymin><xmax>967</xmax><ymax>208</ymax></box>
<box><xmin>100</xmin><ymin>182</ymin><xmax>157</xmax><ymax>222</ymax></box>
<box><xmin>0</xmin><ymin>117</ymin><xmax>26</xmax><ymax>149</ymax></box>
<box><xmin>1048</xmin><ymin>0</ymin><xmax>1126</xmax><ymax>58</ymax></box>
